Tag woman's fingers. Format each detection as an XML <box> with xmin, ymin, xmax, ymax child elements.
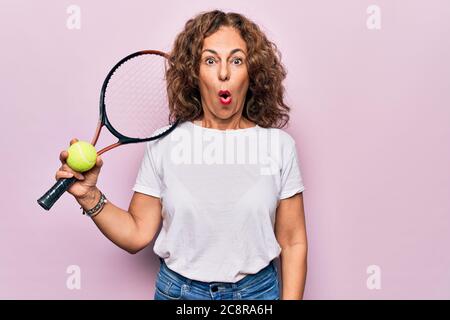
<box><xmin>57</xmin><ymin>139</ymin><xmax>101</xmax><ymax>180</ymax></box>
<box><xmin>55</xmin><ymin>170</ymin><xmax>74</xmax><ymax>180</ymax></box>
<box><xmin>96</xmin><ymin>155</ymin><xmax>103</xmax><ymax>168</ymax></box>
<box><xmin>60</xmin><ymin>138</ymin><xmax>79</xmax><ymax>163</ymax></box>
<box><xmin>55</xmin><ymin>170</ymin><xmax>84</xmax><ymax>181</ymax></box>
<box><xmin>62</xmin><ymin>163</ymin><xmax>85</xmax><ymax>180</ymax></box>
<box><xmin>60</xmin><ymin>150</ymin><xmax>68</xmax><ymax>164</ymax></box>
<box><xmin>56</xmin><ymin>139</ymin><xmax>87</xmax><ymax>181</ymax></box>
<box><xmin>55</xmin><ymin>163</ymin><xmax>85</xmax><ymax>181</ymax></box>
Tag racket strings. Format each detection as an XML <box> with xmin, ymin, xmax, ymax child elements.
<box><xmin>104</xmin><ymin>54</ymin><xmax>171</xmax><ymax>139</ymax></box>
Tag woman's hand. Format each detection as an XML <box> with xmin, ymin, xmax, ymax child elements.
<box><xmin>55</xmin><ymin>138</ymin><xmax>103</xmax><ymax>200</ymax></box>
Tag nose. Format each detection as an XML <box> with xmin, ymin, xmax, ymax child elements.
<box><xmin>218</xmin><ymin>62</ymin><xmax>230</xmax><ymax>81</ymax></box>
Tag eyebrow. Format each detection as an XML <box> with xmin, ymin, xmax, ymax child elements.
<box><xmin>201</xmin><ymin>48</ymin><xmax>246</xmax><ymax>56</ymax></box>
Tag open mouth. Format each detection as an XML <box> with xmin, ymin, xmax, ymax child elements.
<box><xmin>218</xmin><ymin>90</ymin><xmax>232</xmax><ymax>105</ymax></box>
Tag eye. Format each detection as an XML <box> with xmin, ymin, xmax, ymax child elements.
<box><xmin>232</xmin><ymin>58</ymin><xmax>243</xmax><ymax>65</ymax></box>
<box><xmin>205</xmin><ymin>58</ymin><xmax>216</xmax><ymax>65</ymax></box>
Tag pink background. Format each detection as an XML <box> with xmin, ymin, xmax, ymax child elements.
<box><xmin>1</xmin><ymin>0</ymin><xmax>449</xmax><ymax>299</ymax></box>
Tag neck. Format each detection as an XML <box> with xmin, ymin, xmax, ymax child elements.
<box><xmin>194</xmin><ymin>114</ymin><xmax>255</xmax><ymax>130</ymax></box>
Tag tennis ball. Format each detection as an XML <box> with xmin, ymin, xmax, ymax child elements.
<box><xmin>66</xmin><ymin>141</ymin><xmax>97</xmax><ymax>173</ymax></box>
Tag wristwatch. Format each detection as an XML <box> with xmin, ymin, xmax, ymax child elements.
<box><xmin>81</xmin><ymin>191</ymin><xmax>108</xmax><ymax>218</ymax></box>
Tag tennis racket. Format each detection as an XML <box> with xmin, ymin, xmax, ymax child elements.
<box><xmin>37</xmin><ymin>50</ymin><xmax>179</xmax><ymax>211</ymax></box>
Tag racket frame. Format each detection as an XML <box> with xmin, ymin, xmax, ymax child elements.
<box><xmin>37</xmin><ymin>50</ymin><xmax>179</xmax><ymax>211</ymax></box>
<box><xmin>95</xmin><ymin>49</ymin><xmax>179</xmax><ymax>155</ymax></box>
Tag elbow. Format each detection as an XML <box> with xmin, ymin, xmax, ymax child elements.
<box><xmin>126</xmin><ymin>245</ymin><xmax>144</xmax><ymax>255</ymax></box>
<box><xmin>125</xmin><ymin>232</ymin><xmax>153</xmax><ymax>254</ymax></box>
<box><xmin>127</xmin><ymin>248</ymin><xmax>139</xmax><ymax>255</ymax></box>
<box><xmin>125</xmin><ymin>240</ymin><xmax>148</xmax><ymax>255</ymax></box>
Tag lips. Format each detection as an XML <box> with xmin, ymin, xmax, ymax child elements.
<box><xmin>218</xmin><ymin>90</ymin><xmax>232</xmax><ymax>105</ymax></box>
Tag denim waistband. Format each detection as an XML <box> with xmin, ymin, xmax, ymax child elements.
<box><xmin>158</xmin><ymin>257</ymin><xmax>277</xmax><ymax>289</ymax></box>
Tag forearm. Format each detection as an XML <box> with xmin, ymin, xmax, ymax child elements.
<box><xmin>279</xmin><ymin>243</ymin><xmax>307</xmax><ymax>300</ymax></box>
<box><xmin>76</xmin><ymin>187</ymin><xmax>140</xmax><ymax>254</ymax></box>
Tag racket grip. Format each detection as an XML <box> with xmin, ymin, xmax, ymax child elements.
<box><xmin>37</xmin><ymin>177</ymin><xmax>78</xmax><ymax>211</ymax></box>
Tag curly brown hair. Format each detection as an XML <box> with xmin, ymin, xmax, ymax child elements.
<box><xmin>166</xmin><ymin>10</ymin><xmax>290</xmax><ymax>128</ymax></box>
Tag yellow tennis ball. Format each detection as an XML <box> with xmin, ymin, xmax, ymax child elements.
<box><xmin>66</xmin><ymin>141</ymin><xmax>97</xmax><ymax>173</ymax></box>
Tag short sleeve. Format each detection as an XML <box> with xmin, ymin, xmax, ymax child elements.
<box><xmin>279</xmin><ymin>143</ymin><xmax>305</xmax><ymax>200</ymax></box>
<box><xmin>132</xmin><ymin>141</ymin><xmax>162</xmax><ymax>198</ymax></box>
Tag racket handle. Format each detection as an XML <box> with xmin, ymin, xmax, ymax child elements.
<box><xmin>37</xmin><ymin>177</ymin><xmax>78</xmax><ymax>211</ymax></box>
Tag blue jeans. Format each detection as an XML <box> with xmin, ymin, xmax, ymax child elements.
<box><xmin>154</xmin><ymin>258</ymin><xmax>280</xmax><ymax>300</ymax></box>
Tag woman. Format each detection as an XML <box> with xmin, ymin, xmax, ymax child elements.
<box><xmin>56</xmin><ymin>10</ymin><xmax>307</xmax><ymax>300</ymax></box>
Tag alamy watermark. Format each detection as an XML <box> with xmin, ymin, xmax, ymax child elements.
<box><xmin>366</xmin><ymin>264</ymin><xmax>382</xmax><ymax>290</ymax></box>
<box><xmin>66</xmin><ymin>265</ymin><xmax>81</xmax><ymax>290</ymax></box>
<box><xmin>66</xmin><ymin>5</ymin><xmax>81</xmax><ymax>30</ymax></box>
<box><xmin>169</xmin><ymin>125</ymin><xmax>283</xmax><ymax>176</ymax></box>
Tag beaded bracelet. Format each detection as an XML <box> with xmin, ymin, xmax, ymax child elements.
<box><xmin>80</xmin><ymin>192</ymin><xmax>108</xmax><ymax>218</ymax></box>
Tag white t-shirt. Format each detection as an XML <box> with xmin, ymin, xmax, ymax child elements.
<box><xmin>132</xmin><ymin>121</ymin><xmax>305</xmax><ymax>283</ymax></box>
